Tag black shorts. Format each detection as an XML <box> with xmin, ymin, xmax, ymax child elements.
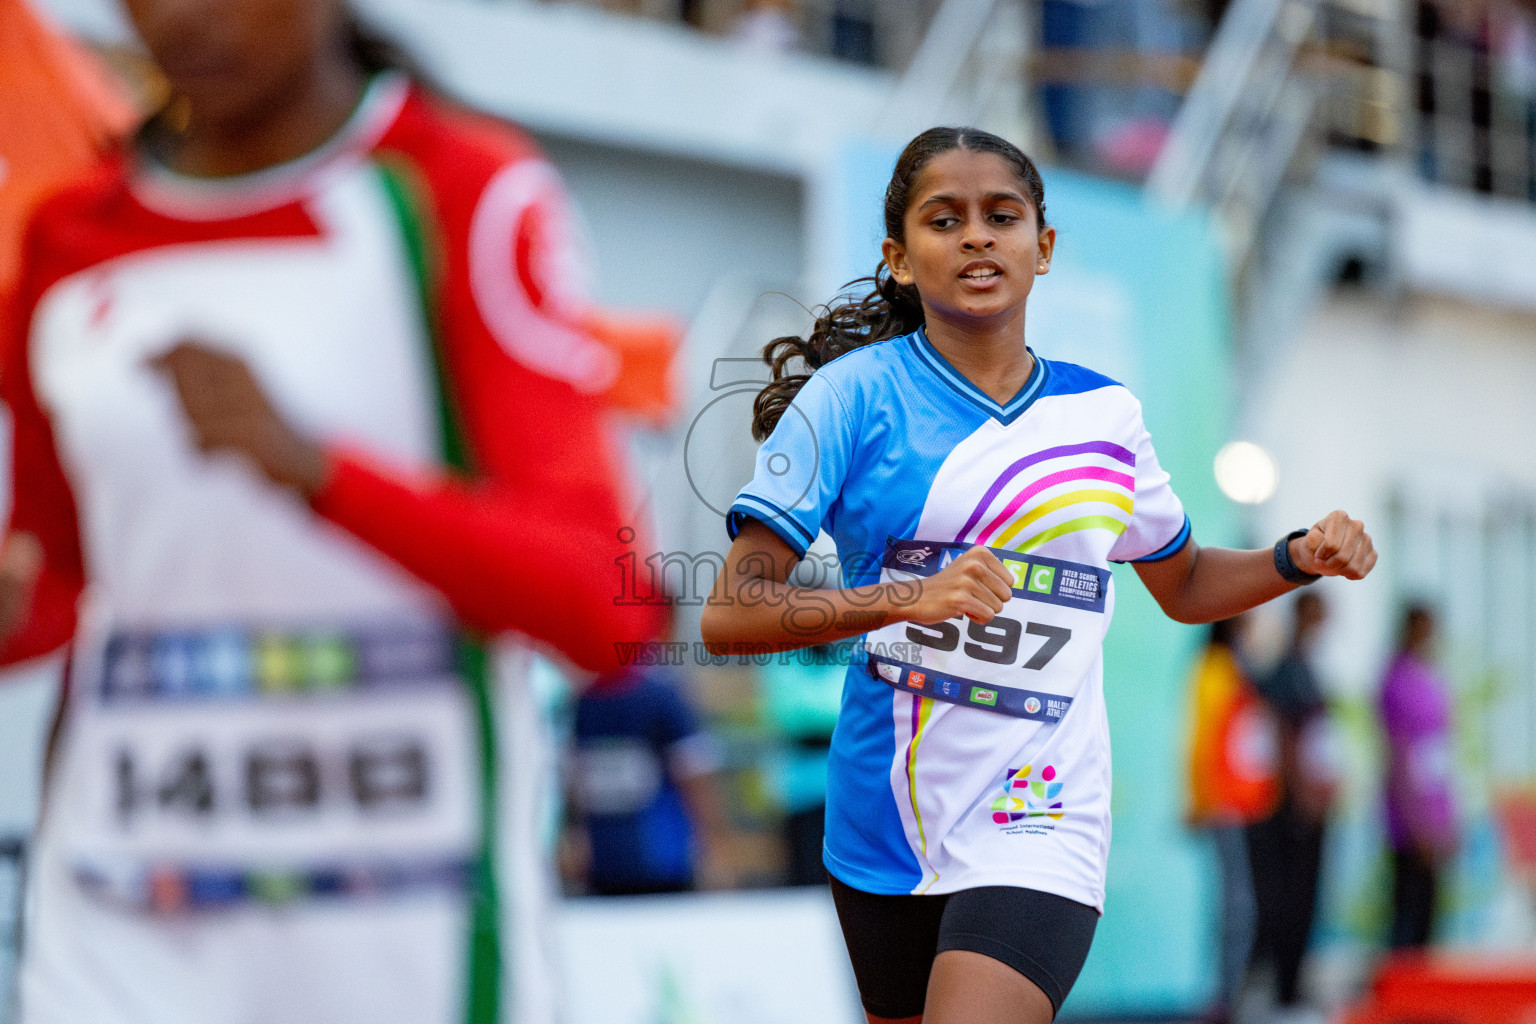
<box><xmin>829</xmin><ymin>874</ymin><xmax>1099</xmax><ymax>1020</ymax></box>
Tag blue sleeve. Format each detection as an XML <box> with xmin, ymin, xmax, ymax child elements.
<box><xmin>725</xmin><ymin>372</ymin><xmax>854</xmax><ymax>558</ymax></box>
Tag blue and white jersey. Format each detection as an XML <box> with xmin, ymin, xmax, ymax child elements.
<box><xmin>727</xmin><ymin>328</ymin><xmax>1189</xmax><ymax>909</ymax></box>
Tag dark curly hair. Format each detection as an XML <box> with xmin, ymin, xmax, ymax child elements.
<box><xmin>344</xmin><ymin>8</ymin><xmax>428</xmax><ymax>79</ymax></box>
<box><xmin>751</xmin><ymin>126</ymin><xmax>1047</xmax><ymax>441</ymax></box>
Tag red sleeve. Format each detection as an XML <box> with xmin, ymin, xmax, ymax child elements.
<box><xmin>310</xmin><ymin>404</ymin><xmax>659</xmax><ymax>675</ymax></box>
<box><xmin>312</xmin><ymin>124</ymin><xmax>662</xmax><ymax>673</ymax></box>
<box><xmin>0</xmin><ymin>215</ymin><xmax>86</xmax><ymax>665</ymax></box>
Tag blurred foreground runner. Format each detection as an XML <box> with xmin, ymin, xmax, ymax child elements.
<box><xmin>703</xmin><ymin>127</ymin><xmax>1377</xmax><ymax>1024</ymax></box>
<box><xmin>0</xmin><ymin>1</ymin><xmax>660</xmax><ymax>1021</ymax></box>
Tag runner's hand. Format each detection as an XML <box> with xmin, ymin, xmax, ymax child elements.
<box><xmin>1291</xmin><ymin>510</ymin><xmax>1377</xmax><ymax>580</ymax></box>
<box><xmin>900</xmin><ymin>546</ymin><xmax>1013</xmax><ymax>625</ymax></box>
<box><xmin>151</xmin><ymin>341</ymin><xmax>327</xmax><ymax>498</ymax></box>
<box><xmin>0</xmin><ymin>532</ymin><xmax>43</xmax><ymax>641</ymax></box>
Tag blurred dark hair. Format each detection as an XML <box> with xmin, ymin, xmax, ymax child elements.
<box><xmin>344</xmin><ymin>8</ymin><xmax>428</xmax><ymax>80</ymax></box>
<box><xmin>750</xmin><ymin>126</ymin><xmax>1048</xmax><ymax>441</ymax></box>
<box><xmin>1209</xmin><ymin>616</ymin><xmax>1243</xmax><ymax>648</ymax></box>
<box><xmin>1398</xmin><ymin>600</ymin><xmax>1436</xmax><ymax>647</ymax></box>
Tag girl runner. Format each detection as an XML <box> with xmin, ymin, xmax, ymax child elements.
<box><xmin>702</xmin><ymin>127</ymin><xmax>1376</xmax><ymax>1024</ymax></box>
<box><xmin>0</xmin><ymin>1</ymin><xmax>659</xmax><ymax>1021</ymax></box>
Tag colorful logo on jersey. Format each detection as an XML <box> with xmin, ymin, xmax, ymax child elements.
<box><xmin>970</xmin><ymin>686</ymin><xmax>998</xmax><ymax>707</ymax></box>
<box><xmin>907</xmin><ymin>671</ymin><xmax>926</xmax><ymax>690</ymax></box>
<box><xmin>990</xmin><ymin>764</ymin><xmax>1065</xmax><ymax>824</ymax></box>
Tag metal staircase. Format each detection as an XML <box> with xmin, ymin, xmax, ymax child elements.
<box><xmin>1146</xmin><ymin>0</ymin><xmax>1327</xmax><ymax>264</ymax></box>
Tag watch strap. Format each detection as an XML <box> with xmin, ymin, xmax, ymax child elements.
<box><xmin>1274</xmin><ymin>528</ymin><xmax>1321</xmax><ymax>585</ymax></box>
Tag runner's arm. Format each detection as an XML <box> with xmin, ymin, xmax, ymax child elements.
<box><xmin>700</xmin><ymin>518</ymin><xmax>1015</xmax><ymax>655</ymax></box>
<box><xmin>153</xmin><ymin>337</ymin><xmax>662</xmax><ymax>674</ymax></box>
<box><xmin>1133</xmin><ymin>509</ymin><xmax>1375</xmax><ymax>624</ymax></box>
<box><xmin>0</xmin><ymin>230</ymin><xmax>87</xmax><ymax>665</ymax></box>
<box><xmin>312</xmin><ymin>441</ymin><xmax>660</xmax><ymax>673</ymax></box>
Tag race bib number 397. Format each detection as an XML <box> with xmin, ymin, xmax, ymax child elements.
<box><xmin>864</xmin><ymin>540</ymin><xmax>1110</xmax><ymax>721</ymax></box>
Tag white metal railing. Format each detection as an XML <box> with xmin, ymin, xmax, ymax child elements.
<box><xmin>1146</xmin><ymin>0</ymin><xmax>1324</xmax><ymax>258</ymax></box>
<box><xmin>878</xmin><ymin>0</ymin><xmax>1035</xmax><ymax>145</ymax></box>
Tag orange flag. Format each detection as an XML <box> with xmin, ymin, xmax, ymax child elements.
<box><xmin>0</xmin><ymin>0</ymin><xmax>137</xmax><ymax>296</ymax></box>
<box><xmin>581</xmin><ymin>309</ymin><xmax>683</xmax><ymax>427</ymax></box>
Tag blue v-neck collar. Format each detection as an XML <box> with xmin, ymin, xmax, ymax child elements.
<box><xmin>909</xmin><ymin>327</ymin><xmax>1049</xmax><ymax>426</ymax></box>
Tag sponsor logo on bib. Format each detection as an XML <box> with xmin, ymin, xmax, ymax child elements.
<box><xmin>907</xmin><ymin>671</ymin><xmax>926</xmax><ymax>689</ymax></box>
<box><xmin>1024</xmin><ymin>696</ymin><xmax>1042</xmax><ymax>715</ymax></box>
<box><xmin>876</xmin><ymin>662</ymin><xmax>902</xmax><ymax>684</ymax></box>
<box><xmin>1027</xmin><ymin>565</ymin><xmax>1056</xmax><ymax>595</ymax></box>
<box><xmin>970</xmin><ymin>686</ymin><xmax>998</xmax><ymax>707</ymax></box>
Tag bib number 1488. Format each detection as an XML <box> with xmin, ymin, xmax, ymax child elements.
<box><xmin>905</xmin><ymin>615</ymin><xmax>1070</xmax><ymax>670</ymax></box>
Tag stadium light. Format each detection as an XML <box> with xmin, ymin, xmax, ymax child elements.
<box><xmin>1213</xmin><ymin>441</ymin><xmax>1278</xmax><ymax>505</ymax></box>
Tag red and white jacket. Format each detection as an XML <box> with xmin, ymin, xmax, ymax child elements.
<box><xmin>3</xmin><ymin>75</ymin><xmax>661</xmax><ymax>673</ymax></box>
<box><xmin>1</xmin><ymin>74</ymin><xmax>660</xmax><ymax>1024</ymax></box>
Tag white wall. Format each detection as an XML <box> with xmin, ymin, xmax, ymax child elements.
<box><xmin>1247</xmin><ymin>290</ymin><xmax>1536</xmax><ymax>696</ymax></box>
<box><xmin>536</xmin><ymin>134</ymin><xmax>803</xmax><ymax>319</ymax></box>
<box><xmin>359</xmin><ymin>0</ymin><xmax>895</xmax><ymax>175</ymax></box>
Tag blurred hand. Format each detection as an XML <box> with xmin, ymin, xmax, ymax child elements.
<box><xmin>150</xmin><ymin>341</ymin><xmax>326</xmax><ymax>498</ymax></box>
<box><xmin>0</xmin><ymin>532</ymin><xmax>44</xmax><ymax>642</ymax></box>
<box><xmin>900</xmin><ymin>545</ymin><xmax>1014</xmax><ymax>625</ymax></box>
<box><xmin>1290</xmin><ymin>510</ymin><xmax>1377</xmax><ymax>581</ymax></box>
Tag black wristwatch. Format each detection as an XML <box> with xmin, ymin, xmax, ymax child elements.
<box><xmin>1274</xmin><ymin>528</ymin><xmax>1321</xmax><ymax>585</ymax></box>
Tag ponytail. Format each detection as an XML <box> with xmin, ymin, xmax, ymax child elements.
<box><xmin>751</xmin><ymin>265</ymin><xmax>924</xmax><ymax>441</ymax></box>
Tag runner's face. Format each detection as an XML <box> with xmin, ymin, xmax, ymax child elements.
<box><xmin>884</xmin><ymin>150</ymin><xmax>1054</xmax><ymax>328</ymax></box>
<box><xmin>124</xmin><ymin>0</ymin><xmax>350</xmax><ymax>128</ymax></box>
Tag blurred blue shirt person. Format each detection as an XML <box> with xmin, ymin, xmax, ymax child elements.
<box><xmin>569</xmin><ymin>667</ymin><xmax>724</xmax><ymax>895</ymax></box>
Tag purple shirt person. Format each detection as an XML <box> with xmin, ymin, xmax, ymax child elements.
<box><xmin>1377</xmin><ymin>604</ymin><xmax>1458</xmax><ymax>948</ymax></box>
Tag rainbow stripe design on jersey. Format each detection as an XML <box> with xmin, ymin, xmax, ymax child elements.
<box><xmin>955</xmin><ymin>441</ymin><xmax>1137</xmax><ymax>553</ymax></box>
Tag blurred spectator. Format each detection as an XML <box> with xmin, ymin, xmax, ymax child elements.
<box><xmin>829</xmin><ymin>0</ymin><xmax>876</xmax><ymax>64</ymax></box>
<box><xmin>1378</xmin><ymin>603</ymin><xmax>1459</xmax><ymax>950</ymax></box>
<box><xmin>1248</xmin><ymin>591</ymin><xmax>1339</xmax><ymax>1023</ymax></box>
<box><xmin>567</xmin><ymin>664</ymin><xmax>728</xmax><ymax>895</ymax></box>
<box><xmin>1039</xmin><ymin>0</ymin><xmax>1209</xmax><ymax>177</ymax></box>
<box><xmin>730</xmin><ymin>0</ymin><xmax>800</xmax><ymax>53</ymax></box>
<box><xmin>760</xmin><ymin>643</ymin><xmax>846</xmax><ymax>886</ymax></box>
<box><xmin>1183</xmin><ymin>615</ymin><xmax>1279</xmax><ymax>1024</ymax></box>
